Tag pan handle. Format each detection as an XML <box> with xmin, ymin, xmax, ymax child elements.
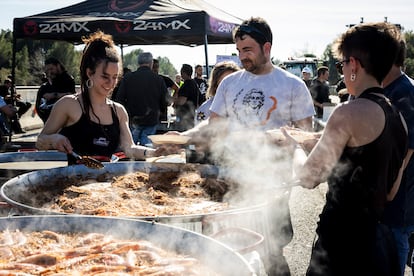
<box><xmin>210</xmin><ymin>227</ymin><xmax>264</xmax><ymax>255</ymax></box>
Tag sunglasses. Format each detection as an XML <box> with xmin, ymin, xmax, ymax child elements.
<box><xmin>237</xmin><ymin>24</ymin><xmax>269</xmax><ymax>43</ymax></box>
<box><xmin>337</xmin><ymin>58</ymin><xmax>350</xmax><ymax>67</ymax></box>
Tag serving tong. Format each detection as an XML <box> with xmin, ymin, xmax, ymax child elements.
<box><xmin>71</xmin><ymin>151</ymin><xmax>104</xmax><ymax>169</ymax></box>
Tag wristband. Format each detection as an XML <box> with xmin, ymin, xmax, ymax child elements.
<box><xmin>143</xmin><ymin>149</ymin><xmax>147</xmax><ymax>157</ymax></box>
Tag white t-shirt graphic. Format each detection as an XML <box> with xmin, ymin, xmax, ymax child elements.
<box><xmin>210</xmin><ymin>66</ymin><xmax>315</xmax><ymax>131</ymax></box>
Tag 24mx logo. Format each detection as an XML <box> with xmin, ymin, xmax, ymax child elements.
<box><xmin>39</xmin><ymin>22</ymin><xmax>90</xmax><ymax>33</ymax></box>
<box><xmin>133</xmin><ymin>19</ymin><xmax>191</xmax><ymax>31</ymax></box>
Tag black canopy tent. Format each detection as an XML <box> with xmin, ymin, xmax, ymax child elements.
<box><xmin>12</xmin><ymin>0</ymin><xmax>243</xmax><ymax>80</ymax></box>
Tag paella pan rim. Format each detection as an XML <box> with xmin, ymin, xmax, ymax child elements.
<box><xmin>0</xmin><ymin>161</ymin><xmax>272</xmax><ymax>222</ymax></box>
<box><xmin>0</xmin><ymin>214</ymin><xmax>256</xmax><ymax>275</ymax></box>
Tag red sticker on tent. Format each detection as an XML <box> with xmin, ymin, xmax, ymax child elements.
<box><xmin>23</xmin><ymin>20</ymin><xmax>39</xmax><ymax>36</ymax></box>
<box><xmin>109</xmin><ymin>0</ymin><xmax>147</xmax><ymax>12</ymax></box>
<box><xmin>115</xmin><ymin>21</ymin><xmax>132</xmax><ymax>33</ymax></box>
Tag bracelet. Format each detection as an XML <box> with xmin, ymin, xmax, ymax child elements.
<box><xmin>143</xmin><ymin>149</ymin><xmax>147</xmax><ymax>157</ymax></box>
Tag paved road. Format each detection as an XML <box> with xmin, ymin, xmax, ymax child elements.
<box><xmin>283</xmin><ymin>183</ymin><xmax>327</xmax><ymax>275</ymax></box>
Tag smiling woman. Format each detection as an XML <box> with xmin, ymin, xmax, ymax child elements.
<box><xmin>36</xmin><ymin>30</ymin><xmax>173</xmax><ymax>165</ymax></box>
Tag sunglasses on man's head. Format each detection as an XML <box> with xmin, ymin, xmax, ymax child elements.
<box><xmin>237</xmin><ymin>24</ymin><xmax>269</xmax><ymax>43</ymax></box>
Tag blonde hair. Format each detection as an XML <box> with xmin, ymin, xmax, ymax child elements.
<box><xmin>206</xmin><ymin>61</ymin><xmax>240</xmax><ymax>98</ymax></box>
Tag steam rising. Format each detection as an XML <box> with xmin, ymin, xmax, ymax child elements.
<box><xmin>189</xmin><ymin>119</ymin><xmax>297</xmax><ymax>272</ymax></box>
<box><xmin>1</xmin><ymin>124</ymin><xmax>298</xmax><ymax>274</ymax></box>
<box><xmin>201</xmin><ymin>120</ymin><xmax>294</xmax><ymax>205</ymax></box>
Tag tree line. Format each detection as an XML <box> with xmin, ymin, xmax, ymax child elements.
<box><xmin>0</xmin><ymin>29</ymin><xmax>178</xmax><ymax>86</ymax></box>
<box><xmin>0</xmin><ymin>28</ymin><xmax>413</xmax><ymax>86</ymax></box>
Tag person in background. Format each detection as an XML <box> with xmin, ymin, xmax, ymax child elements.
<box><xmin>301</xmin><ymin>66</ymin><xmax>313</xmax><ymax>89</ymax></box>
<box><xmin>172</xmin><ymin>73</ymin><xmax>183</xmax><ymax>98</ymax></box>
<box><xmin>286</xmin><ymin>21</ymin><xmax>407</xmax><ymax>276</ymax></box>
<box><xmin>152</xmin><ymin>58</ymin><xmax>179</xmax><ymax>121</ymax></box>
<box><xmin>35</xmin><ymin>57</ymin><xmax>76</xmax><ymax>123</ymax></box>
<box><xmin>152</xmin><ymin>59</ymin><xmax>180</xmax><ymax>95</ymax></box>
<box><xmin>194</xmin><ymin>61</ymin><xmax>240</xmax><ymax>126</ymax></box>
<box><xmin>110</xmin><ymin>67</ymin><xmax>131</xmax><ymax>101</ymax></box>
<box><xmin>0</xmin><ymin>92</ymin><xmax>17</xmax><ymax>136</ymax></box>
<box><xmin>0</xmin><ymin>78</ymin><xmax>31</xmax><ymax>134</ymax></box>
<box><xmin>115</xmin><ymin>52</ymin><xmax>169</xmax><ymax>146</ymax></box>
<box><xmin>173</xmin><ymin>64</ymin><xmax>203</xmax><ymax>131</ymax></box>
<box><xmin>175</xmin><ymin>74</ymin><xmax>183</xmax><ymax>87</ymax></box>
<box><xmin>381</xmin><ymin>35</ymin><xmax>414</xmax><ymax>275</ymax></box>
<box><xmin>194</xmin><ymin>64</ymin><xmax>208</xmax><ymax>100</ymax></box>
<box><xmin>335</xmin><ymin>61</ymin><xmax>349</xmax><ymax>102</ymax></box>
<box><xmin>310</xmin><ymin>66</ymin><xmax>331</xmax><ymax>119</ymax></box>
<box><xmin>36</xmin><ymin>31</ymin><xmax>169</xmax><ymax>164</ymax></box>
<box><xmin>35</xmin><ymin>75</ymin><xmax>53</xmax><ymax>123</ymax></box>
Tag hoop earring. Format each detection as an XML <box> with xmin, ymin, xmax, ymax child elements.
<box><xmin>350</xmin><ymin>73</ymin><xmax>356</xmax><ymax>82</ymax></box>
<box><xmin>86</xmin><ymin>79</ymin><xmax>93</xmax><ymax>88</ymax></box>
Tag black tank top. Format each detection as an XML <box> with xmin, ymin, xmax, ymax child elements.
<box><xmin>310</xmin><ymin>87</ymin><xmax>407</xmax><ymax>275</ymax></box>
<box><xmin>60</xmin><ymin>99</ymin><xmax>120</xmax><ymax>165</ymax></box>
<box><xmin>318</xmin><ymin>87</ymin><xmax>407</xmax><ymax>235</ymax></box>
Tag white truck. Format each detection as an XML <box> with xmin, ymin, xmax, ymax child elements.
<box><xmin>279</xmin><ymin>57</ymin><xmax>318</xmax><ymax>79</ymax></box>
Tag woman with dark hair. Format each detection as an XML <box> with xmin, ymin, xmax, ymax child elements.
<box><xmin>285</xmin><ymin>22</ymin><xmax>408</xmax><ymax>275</ymax></box>
<box><xmin>36</xmin><ymin>31</ymin><xmax>167</xmax><ymax>164</ymax></box>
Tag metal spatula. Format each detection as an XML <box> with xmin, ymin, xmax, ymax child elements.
<box><xmin>71</xmin><ymin>151</ymin><xmax>104</xmax><ymax>169</ymax></box>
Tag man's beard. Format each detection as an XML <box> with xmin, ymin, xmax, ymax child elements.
<box><xmin>241</xmin><ymin>58</ymin><xmax>256</xmax><ymax>72</ymax></box>
<box><xmin>241</xmin><ymin>51</ymin><xmax>267</xmax><ymax>74</ymax></box>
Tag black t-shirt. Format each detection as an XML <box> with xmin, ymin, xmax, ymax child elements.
<box><xmin>177</xmin><ymin>79</ymin><xmax>201</xmax><ymax>110</ymax></box>
<box><xmin>194</xmin><ymin>77</ymin><xmax>208</xmax><ymax>98</ymax></box>
<box><xmin>310</xmin><ymin>79</ymin><xmax>331</xmax><ymax>117</ymax></box>
<box><xmin>52</xmin><ymin>71</ymin><xmax>76</xmax><ymax>93</ymax></box>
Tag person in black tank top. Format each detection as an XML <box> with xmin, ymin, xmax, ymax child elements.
<box><xmin>36</xmin><ymin>31</ymin><xmax>174</xmax><ymax>164</ymax></box>
<box><xmin>282</xmin><ymin>22</ymin><xmax>408</xmax><ymax>275</ymax></box>
<box><xmin>59</xmin><ymin>97</ymin><xmax>121</xmax><ymax>164</ymax></box>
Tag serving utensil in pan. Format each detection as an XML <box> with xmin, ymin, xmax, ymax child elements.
<box><xmin>71</xmin><ymin>151</ymin><xmax>104</xmax><ymax>169</ymax></box>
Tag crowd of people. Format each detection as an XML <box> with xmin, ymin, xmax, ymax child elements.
<box><xmin>0</xmin><ymin>15</ymin><xmax>410</xmax><ymax>276</ymax></box>
<box><xmin>0</xmin><ymin>77</ymin><xmax>32</xmax><ymax>135</ymax></box>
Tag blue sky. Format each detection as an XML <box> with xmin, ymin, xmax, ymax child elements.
<box><xmin>2</xmin><ymin>0</ymin><xmax>413</xmax><ymax>69</ymax></box>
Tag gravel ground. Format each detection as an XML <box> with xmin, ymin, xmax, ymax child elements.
<box><xmin>283</xmin><ymin>183</ymin><xmax>327</xmax><ymax>275</ymax></box>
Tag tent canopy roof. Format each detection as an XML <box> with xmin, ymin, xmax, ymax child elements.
<box><xmin>13</xmin><ymin>0</ymin><xmax>243</xmax><ymax>46</ymax></box>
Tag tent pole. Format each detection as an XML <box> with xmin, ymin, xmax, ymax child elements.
<box><xmin>9</xmin><ymin>35</ymin><xmax>17</xmax><ymax>143</ymax></box>
<box><xmin>203</xmin><ymin>34</ymin><xmax>209</xmax><ymax>79</ymax></box>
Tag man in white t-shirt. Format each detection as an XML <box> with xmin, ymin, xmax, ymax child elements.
<box><xmin>209</xmin><ymin>20</ymin><xmax>314</xmax><ymax>131</ymax></box>
<box><xmin>181</xmin><ymin>17</ymin><xmax>314</xmax><ymax>276</ymax></box>
<box><xmin>170</xmin><ymin>16</ymin><xmax>314</xmax><ymax>275</ymax></box>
